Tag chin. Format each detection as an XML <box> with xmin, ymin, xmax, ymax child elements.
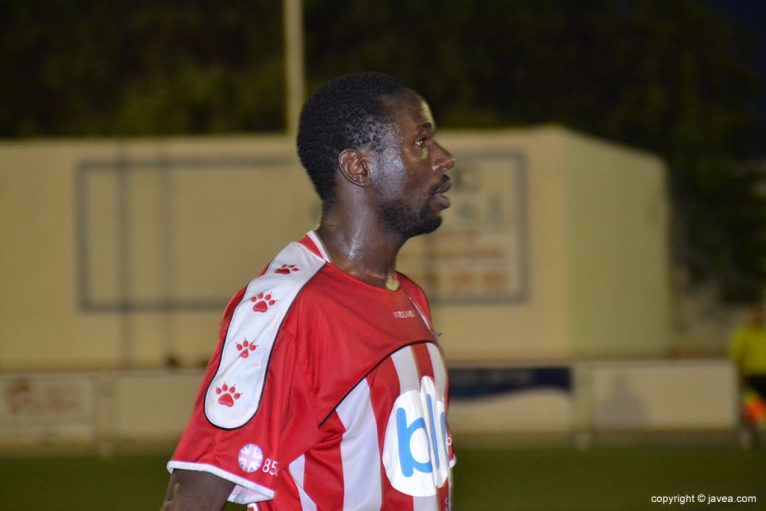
<box><xmin>409</xmin><ymin>216</ymin><xmax>442</xmax><ymax>237</ymax></box>
<box><xmin>379</xmin><ymin>200</ymin><xmax>443</xmax><ymax>239</ymax></box>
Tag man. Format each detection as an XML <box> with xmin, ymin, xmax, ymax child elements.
<box><xmin>730</xmin><ymin>302</ymin><xmax>766</xmax><ymax>434</ymax></box>
<box><xmin>162</xmin><ymin>72</ymin><xmax>456</xmax><ymax>510</ymax></box>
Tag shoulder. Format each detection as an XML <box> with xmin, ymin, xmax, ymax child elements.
<box><xmin>223</xmin><ymin>241</ymin><xmax>327</xmax><ymax>318</ymax></box>
<box><xmin>203</xmin><ymin>240</ymin><xmax>327</xmax><ymax>429</ymax></box>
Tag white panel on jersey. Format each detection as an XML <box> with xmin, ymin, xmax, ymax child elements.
<box><xmin>382</xmin><ymin>345</ymin><xmax>450</xmax><ymax>499</ymax></box>
<box><xmin>391</xmin><ymin>347</ymin><xmax>420</xmax><ymax>392</ymax></box>
<box><xmin>413</xmin><ymin>495</ymin><xmax>440</xmax><ymax>511</ymax></box>
<box><xmin>427</xmin><ymin>343</ymin><xmax>456</xmax><ymax>469</ymax></box>
<box><xmin>426</xmin><ymin>344</ymin><xmax>447</xmax><ymax>398</ymax></box>
<box><xmin>336</xmin><ymin>379</ymin><xmax>383</xmax><ymax>511</ymax></box>
<box><xmin>289</xmin><ymin>455</ymin><xmax>317</xmax><ymax>511</ymax></box>
<box><xmin>204</xmin><ymin>241</ymin><xmax>325</xmax><ymax>429</ymax></box>
<box><xmin>306</xmin><ymin>230</ymin><xmax>332</xmax><ymax>262</ymax></box>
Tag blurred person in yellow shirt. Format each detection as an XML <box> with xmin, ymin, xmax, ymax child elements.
<box><xmin>730</xmin><ymin>302</ymin><xmax>766</xmax><ymax>445</ymax></box>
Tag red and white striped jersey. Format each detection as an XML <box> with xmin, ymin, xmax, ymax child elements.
<box><xmin>168</xmin><ymin>232</ymin><xmax>455</xmax><ymax>510</ymax></box>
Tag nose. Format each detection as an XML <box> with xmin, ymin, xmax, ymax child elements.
<box><xmin>433</xmin><ymin>140</ymin><xmax>455</xmax><ymax>173</ymax></box>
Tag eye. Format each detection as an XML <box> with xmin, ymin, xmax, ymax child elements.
<box><xmin>415</xmin><ymin>137</ymin><xmax>428</xmax><ymax>148</ymax></box>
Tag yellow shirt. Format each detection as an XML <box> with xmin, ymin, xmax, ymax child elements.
<box><xmin>730</xmin><ymin>326</ymin><xmax>766</xmax><ymax>375</ymax></box>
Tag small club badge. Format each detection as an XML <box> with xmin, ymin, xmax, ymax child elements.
<box><xmin>238</xmin><ymin>443</ymin><xmax>264</xmax><ymax>473</ymax></box>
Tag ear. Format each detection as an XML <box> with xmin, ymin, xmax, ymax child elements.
<box><xmin>337</xmin><ymin>149</ymin><xmax>372</xmax><ymax>187</ymax></box>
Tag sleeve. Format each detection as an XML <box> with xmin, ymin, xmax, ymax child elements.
<box><xmin>168</xmin><ymin>268</ymin><xmax>322</xmax><ymax>505</ymax></box>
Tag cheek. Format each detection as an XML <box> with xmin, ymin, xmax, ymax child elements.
<box><xmin>401</xmin><ymin>153</ymin><xmax>431</xmax><ymax>186</ymax></box>
<box><xmin>376</xmin><ymin>149</ymin><xmax>431</xmax><ymax>200</ymax></box>
<box><xmin>374</xmin><ymin>169</ymin><xmax>408</xmax><ymax>203</ymax></box>
<box><xmin>414</xmin><ymin>166</ymin><xmax>435</xmax><ymax>191</ymax></box>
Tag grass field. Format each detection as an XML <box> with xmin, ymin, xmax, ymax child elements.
<box><xmin>1</xmin><ymin>444</ymin><xmax>764</xmax><ymax>510</ymax></box>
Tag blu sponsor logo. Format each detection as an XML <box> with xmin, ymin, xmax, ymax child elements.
<box><xmin>383</xmin><ymin>376</ymin><xmax>450</xmax><ymax>497</ymax></box>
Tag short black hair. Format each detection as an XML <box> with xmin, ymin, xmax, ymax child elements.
<box><xmin>297</xmin><ymin>72</ymin><xmax>409</xmax><ymax>203</ymax></box>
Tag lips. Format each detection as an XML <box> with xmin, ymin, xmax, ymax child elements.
<box><xmin>432</xmin><ymin>177</ymin><xmax>452</xmax><ymax>208</ymax></box>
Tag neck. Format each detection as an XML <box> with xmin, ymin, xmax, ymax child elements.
<box><xmin>315</xmin><ymin>205</ymin><xmax>405</xmax><ymax>288</ymax></box>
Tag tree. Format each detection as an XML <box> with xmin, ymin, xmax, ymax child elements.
<box><xmin>303</xmin><ymin>0</ymin><xmax>765</xmax><ymax>302</ymax></box>
<box><xmin>0</xmin><ymin>0</ymin><xmax>285</xmax><ymax>135</ymax></box>
<box><xmin>2</xmin><ymin>0</ymin><xmax>763</xmax><ymax>301</ymax></box>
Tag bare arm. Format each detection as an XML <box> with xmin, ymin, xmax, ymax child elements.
<box><xmin>161</xmin><ymin>469</ymin><xmax>236</xmax><ymax>511</ymax></box>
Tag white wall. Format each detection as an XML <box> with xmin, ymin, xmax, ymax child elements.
<box><xmin>1</xmin><ymin>127</ymin><xmax>671</xmax><ymax>370</ymax></box>
<box><xmin>435</xmin><ymin>128</ymin><xmax>671</xmax><ymax>362</ymax></box>
<box><xmin>562</xmin><ymin>132</ymin><xmax>671</xmax><ymax>357</ymax></box>
<box><xmin>0</xmin><ymin>137</ymin><xmax>316</xmax><ymax>369</ymax></box>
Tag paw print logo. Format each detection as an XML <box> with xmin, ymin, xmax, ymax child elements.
<box><xmin>275</xmin><ymin>264</ymin><xmax>299</xmax><ymax>275</ymax></box>
<box><xmin>251</xmin><ymin>292</ymin><xmax>276</xmax><ymax>313</ymax></box>
<box><xmin>235</xmin><ymin>338</ymin><xmax>258</xmax><ymax>358</ymax></box>
<box><xmin>216</xmin><ymin>383</ymin><xmax>241</xmax><ymax>407</ymax></box>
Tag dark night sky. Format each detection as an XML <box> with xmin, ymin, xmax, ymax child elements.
<box><xmin>705</xmin><ymin>0</ymin><xmax>766</xmax><ymax>156</ymax></box>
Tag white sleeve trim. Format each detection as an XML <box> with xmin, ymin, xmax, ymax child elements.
<box><xmin>167</xmin><ymin>460</ymin><xmax>275</xmax><ymax>504</ymax></box>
